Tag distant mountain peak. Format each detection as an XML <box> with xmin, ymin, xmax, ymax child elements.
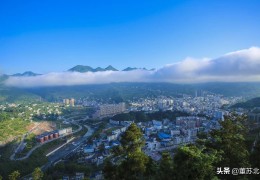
<box><xmin>68</xmin><ymin>65</ymin><xmax>150</xmax><ymax>72</ymax></box>
<box><xmin>122</xmin><ymin>67</ymin><xmax>138</xmax><ymax>71</ymax></box>
<box><xmin>68</xmin><ymin>65</ymin><xmax>94</xmax><ymax>72</ymax></box>
<box><xmin>12</xmin><ymin>71</ymin><xmax>40</xmax><ymax>77</ymax></box>
<box><xmin>105</xmin><ymin>65</ymin><xmax>118</xmax><ymax>71</ymax></box>
<box><xmin>94</xmin><ymin>67</ymin><xmax>105</xmax><ymax>72</ymax></box>
<box><xmin>122</xmin><ymin>67</ymin><xmax>151</xmax><ymax>71</ymax></box>
<box><xmin>68</xmin><ymin>65</ymin><xmax>118</xmax><ymax>72</ymax></box>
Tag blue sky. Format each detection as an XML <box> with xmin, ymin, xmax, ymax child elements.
<box><xmin>1</xmin><ymin>0</ymin><xmax>260</xmax><ymax>74</ymax></box>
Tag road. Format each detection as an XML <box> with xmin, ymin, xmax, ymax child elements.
<box><xmin>10</xmin><ymin>123</ymin><xmax>40</xmax><ymax>160</ymax></box>
<box><xmin>42</xmin><ymin>125</ymin><xmax>94</xmax><ymax>171</ymax></box>
<box><xmin>10</xmin><ymin>118</ymin><xmax>84</xmax><ymax>161</ymax></box>
<box><xmin>21</xmin><ymin>124</ymin><xmax>94</xmax><ymax>179</ymax></box>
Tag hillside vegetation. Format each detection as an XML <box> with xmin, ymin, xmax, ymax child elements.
<box><xmin>0</xmin><ymin>119</ymin><xmax>30</xmax><ymax>143</ymax></box>
<box><xmin>232</xmin><ymin>97</ymin><xmax>260</xmax><ymax>109</ymax></box>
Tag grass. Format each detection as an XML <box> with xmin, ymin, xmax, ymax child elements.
<box><xmin>0</xmin><ymin>119</ymin><xmax>30</xmax><ymax>142</ymax></box>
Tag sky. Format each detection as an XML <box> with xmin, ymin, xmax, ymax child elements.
<box><xmin>1</xmin><ymin>0</ymin><xmax>260</xmax><ymax>75</ymax></box>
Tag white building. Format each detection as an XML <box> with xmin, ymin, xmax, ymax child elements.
<box><xmin>146</xmin><ymin>138</ymin><xmax>161</xmax><ymax>150</ymax></box>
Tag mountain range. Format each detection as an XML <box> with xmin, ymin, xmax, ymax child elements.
<box><xmin>12</xmin><ymin>71</ymin><xmax>41</xmax><ymax>77</ymax></box>
<box><xmin>68</xmin><ymin>65</ymin><xmax>152</xmax><ymax>73</ymax></box>
<box><xmin>68</xmin><ymin>65</ymin><xmax>118</xmax><ymax>72</ymax></box>
<box><xmin>4</xmin><ymin>65</ymin><xmax>153</xmax><ymax>76</ymax></box>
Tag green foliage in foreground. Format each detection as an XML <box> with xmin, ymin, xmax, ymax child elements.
<box><xmin>104</xmin><ymin>115</ymin><xmax>260</xmax><ymax>180</ymax></box>
<box><xmin>104</xmin><ymin>123</ymin><xmax>219</xmax><ymax>180</ymax></box>
<box><xmin>44</xmin><ymin>162</ymin><xmax>92</xmax><ymax>179</ymax></box>
<box><xmin>32</xmin><ymin>167</ymin><xmax>44</xmax><ymax>180</ymax></box>
<box><xmin>8</xmin><ymin>171</ymin><xmax>20</xmax><ymax>180</ymax></box>
<box><xmin>104</xmin><ymin>124</ymin><xmax>149</xmax><ymax>180</ymax></box>
<box><xmin>173</xmin><ymin>145</ymin><xmax>219</xmax><ymax>180</ymax></box>
<box><xmin>250</xmin><ymin>129</ymin><xmax>260</xmax><ymax>180</ymax></box>
<box><xmin>208</xmin><ymin>114</ymin><xmax>250</xmax><ymax>169</ymax></box>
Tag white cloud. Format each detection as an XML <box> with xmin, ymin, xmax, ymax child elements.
<box><xmin>4</xmin><ymin>47</ymin><xmax>260</xmax><ymax>87</ymax></box>
<box><xmin>4</xmin><ymin>70</ymin><xmax>153</xmax><ymax>87</ymax></box>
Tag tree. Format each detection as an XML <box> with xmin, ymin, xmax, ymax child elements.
<box><xmin>32</xmin><ymin>167</ymin><xmax>44</xmax><ymax>180</ymax></box>
<box><xmin>113</xmin><ymin>151</ymin><xmax>148</xmax><ymax>180</ymax></box>
<box><xmin>208</xmin><ymin>114</ymin><xmax>249</xmax><ymax>168</ymax></box>
<box><xmin>158</xmin><ymin>152</ymin><xmax>173</xmax><ymax>180</ymax></box>
<box><xmin>8</xmin><ymin>171</ymin><xmax>20</xmax><ymax>180</ymax></box>
<box><xmin>0</xmin><ymin>175</ymin><xmax>3</xmax><ymax>180</ymax></box>
<box><xmin>173</xmin><ymin>145</ymin><xmax>218</xmax><ymax>180</ymax></box>
<box><xmin>250</xmin><ymin>139</ymin><xmax>260</xmax><ymax>180</ymax></box>
<box><xmin>144</xmin><ymin>157</ymin><xmax>158</xmax><ymax>180</ymax></box>
<box><xmin>206</xmin><ymin>114</ymin><xmax>250</xmax><ymax>179</ymax></box>
<box><xmin>120</xmin><ymin>123</ymin><xmax>144</xmax><ymax>153</ymax></box>
<box><xmin>103</xmin><ymin>160</ymin><xmax>117</xmax><ymax>180</ymax></box>
<box><xmin>250</xmin><ymin>139</ymin><xmax>260</xmax><ymax>168</ymax></box>
<box><xmin>104</xmin><ymin>123</ymin><xmax>149</xmax><ymax>180</ymax></box>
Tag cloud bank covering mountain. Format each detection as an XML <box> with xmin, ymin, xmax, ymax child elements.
<box><xmin>4</xmin><ymin>47</ymin><xmax>260</xmax><ymax>87</ymax></box>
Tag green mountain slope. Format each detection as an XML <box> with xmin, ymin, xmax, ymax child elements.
<box><xmin>232</xmin><ymin>97</ymin><xmax>260</xmax><ymax>109</ymax></box>
<box><xmin>1</xmin><ymin>82</ymin><xmax>260</xmax><ymax>103</ymax></box>
<box><xmin>0</xmin><ymin>87</ymin><xmax>40</xmax><ymax>103</ymax></box>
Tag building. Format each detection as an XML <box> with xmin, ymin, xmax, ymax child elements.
<box><xmin>94</xmin><ymin>103</ymin><xmax>126</xmax><ymax>118</ymax></box>
<box><xmin>97</xmin><ymin>156</ymin><xmax>104</xmax><ymax>166</ymax></box>
<box><xmin>171</xmin><ymin>129</ymin><xmax>180</xmax><ymax>136</ymax></box>
<box><xmin>70</xmin><ymin>98</ymin><xmax>75</xmax><ymax>106</ymax></box>
<box><xmin>75</xmin><ymin>172</ymin><xmax>85</xmax><ymax>180</ymax></box>
<box><xmin>120</xmin><ymin>121</ymin><xmax>133</xmax><ymax>127</ymax></box>
<box><xmin>63</xmin><ymin>98</ymin><xmax>75</xmax><ymax>106</ymax></box>
<box><xmin>146</xmin><ymin>138</ymin><xmax>161</xmax><ymax>150</ymax></box>
<box><xmin>152</xmin><ymin>120</ymin><xmax>162</xmax><ymax>130</ymax></box>
<box><xmin>195</xmin><ymin>90</ymin><xmax>204</xmax><ymax>97</ymax></box>
<box><xmin>176</xmin><ymin>116</ymin><xmax>206</xmax><ymax>128</ymax></box>
<box><xmin>109</xmin><ymin>119</ymin><xmax>120</xmax><ymax>125</ymax></box>
<box><xmin>35</xmin><ymin>130</ymin><xmax>59</xmax><ymax>143</ymax></box>
<box><xmin>145</xmin><ymin>127</ymin><xmax>154</xmax><ymax>136</ymax></box>
<box><xmin>107</xmin><ymin>126</ymin><xmax>127</xmax><ymax>141</ymax></box>
<box><xmin>84</xmin><ymin>145</ymin><xmax>95</xmax><ymax>153</ymax></box>
<box><xmin>214</xmin><ymin>111</ymin><xmax>224</xmax><ymax>121</ymax></box>
<box><xmin>158</xmin><ymin>132</ymin><xmax>171</xmax><ymax>141</ymax></box>
<box><xmin>107</xmin><ymin>134</ymin><xmax>118</xmax><ymax>141</ymax></box>
<box><xmin>63</xmin><ymin>99</ymin><xmax>70</xmax><ymax>105</ymax></box>
<box><xmin>58</xmin><ymin>127</ymin><xmax>73</xmax><ymax>136</ymax></box>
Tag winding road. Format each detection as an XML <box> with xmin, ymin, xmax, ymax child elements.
<box><xmin>10</xmin><ymin>116</ymin><xmax>85</xmax><ymax>161</ymax></box>
<box><xmin>42</xmin><ymin>124</ymin><xmax>94</xmax><ymax>171</ymax></box>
